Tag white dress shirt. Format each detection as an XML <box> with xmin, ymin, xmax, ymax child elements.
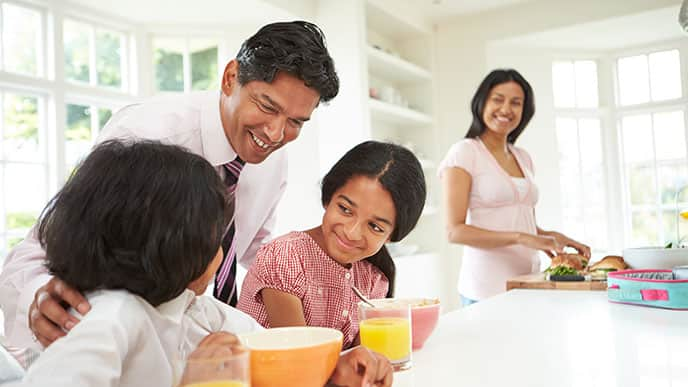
<box><xmin>5</xmin><ymin>289</ymin><xmax>262</xmax><ymax>387</ymax></box>
<box><xmin>0</xmin><ymin>90</ymin><xmax>287</xmax><ymax>352</ymax></box>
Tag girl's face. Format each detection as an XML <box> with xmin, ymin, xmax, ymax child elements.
<box><xmin>188</xmin><ymin>246</ymin><xmax>224</xmax><ymax>295</ymax></box>
<box><xmin>481</xmin><ymin>81</ymin><xmax>525</xmax><ymax>137</ymax></box>
<box><xmin>320</xmin><ymin>175</ymin><xmax>396</xmax><ymax>266</ymax></box>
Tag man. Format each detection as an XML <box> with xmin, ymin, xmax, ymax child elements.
<box><xmin>0</xmin><ymin>21</ymin><xmax>392</xmax><ymax>386</ymax></box>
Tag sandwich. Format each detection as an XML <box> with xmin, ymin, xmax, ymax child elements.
<box><xmin>586</xmin><ymin>255</ymin><xmax>627</xmax><ymax>279</ymax></box>
<box><xmin>545</xmin><ymin>253</ymin><xmax>589</xmax><ymax>276</ymax></box>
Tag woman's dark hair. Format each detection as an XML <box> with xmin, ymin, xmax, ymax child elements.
<box><xmin>321</xmin><ymin>141</ymin><xmax>426</xmax><ymax>297</ymax></box>
<box><xmin>236</xmin><ymin>20</ymin><xmax>339</xmax><ymax>103</ymax></box>
<box><xmin>465</xmin><ymin>68</ymin><xmax>535</xmax><ymax>144</ymax></box>
<box><xmin>38</xmin><ymin>140</ymin><xmax>228</xmax><ymax>307</ymax></box>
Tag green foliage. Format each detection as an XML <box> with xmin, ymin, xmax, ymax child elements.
<box><xmin>191</xmin><ymin>46</ymin><xmax>218</xmax><ymax>91</ymax></box>
<box><xmin>66</xmin><ymin>104</ymin><xmax>91</xmax><ymax>141</ymax></box>
<box><xmin>8</xmin><ymin>237</ymin><xmax>24</xmax><ymax>249</ymax></box>
<box><xmin>6</xmin><ymin>211</ymin><xmax>37</xmax><ymax>230</ymax></box>
<box><xmin>96</xmin><ymin>30</ymin><xmax>122</xmax><ymax>88</ymax></box>
<box><xmin>155</xmin><ymin>49</ymin><xmax>184</xmax><ymax>91</ymax></box>
<box><xmin>3</xmin><ymin>94</ymin><xmax>38</xmax><ymax>140</ymax></box>
<box><xmin>64</xmin><ymin>21</ymin><xmax>89</xmax><ymax>82</ymax></box>
<box><xmin>98</xmin><ymin>108</ymin><xmax>112</xmax><ymax>129</ymax></box>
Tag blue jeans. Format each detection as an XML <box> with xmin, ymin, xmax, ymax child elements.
<box><xmin>460</xmin><ymin>294</ymin><xmax>478</xmax><ymax>307</ymax></box>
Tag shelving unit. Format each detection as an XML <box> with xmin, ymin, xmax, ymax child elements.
<box><xmin>364</xmin><ymin>1</ymin><xmax>444</xmax><ymax>295</ymax></box>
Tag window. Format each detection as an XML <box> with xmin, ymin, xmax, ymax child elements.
<box><xmin>1</xmin><ymin>2</ymin><xmax>44</xmax><ymax>77</ymax></box>
<box><xmin>552</xmin><ymin>60</ymin><xmax>608</xmax><ymax>251</ymax></box>
<box><xmin>0</xmin><ymin>90</ymin><xmax>48</xmax><ymax>256</ymax></box>
<box><xmin>619</xmin><ymin>111</ymin><xmax>687</xmax><ymax>246</ymax></box>
<box><xmin>0</xmin><ymin>4</ymin><xmax>133</xmax><ymax>261</ymax></box>
<box><xmin>153</xmin><ymin>37</ymin><xmax>219</xmax><ymax>92</ymax></box>
<box><xmin>65</xmin><ymin>102</ymin><xmax>112</xmax><ymax>172</ymax></box>
<box><xmin>617</xmin><ymin>49</ymin><xmax>682</xmax><ymax>106</ymax></box>
<box><xmin>64</xmin><ymin>18</ymin><xmax>126</xmax><ymax>89</ymax></box>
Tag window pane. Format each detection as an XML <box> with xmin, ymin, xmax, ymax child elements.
<box><xmin>98</xmin><ymin>108</ymin><xmax>112</xmax><ymax>130</ymax></box>
<box><xmin>3</xmin><ymin>93</ymin><xmax>41</xmax><ymax>162</ymax></box>
<box><xmin>649</xmin><ymin>50</ymin><xmax>681</xmax><ymax>101</ymax></box>
<box><xmin>583</xmin><ymin>171</ymin><xmax>605</xmax><ymax>206</ymax></box>
<box><xmin>631</xmin><ymin>210</ymin><xmax>659</xmax><ymax>246</ymax></box>
<box><xmin>154</xmin><ymin>38</ymin><xmax>184</xmax><ymax>92</ymax></box>
<box><xmin>658</xmin><ymin>164</ymin><xmax>688</xmax><ymax>205</ymax></box>
<box><xmin>556</xmin><ymin>117</ymin><xmax>579</xmax><ymax>170</ymax></box>
<box><xmin>562</xmin><ymin>207</ymin><xmax>585</xmax><ymax>243</ymax></box>
<box><xmin>65</xmin><ymin>104</ymin><xmax>92</xmax><ymax>168</ymax></box>
<box><xmin>64</xmin><ymin>20</ymin><xmax>90</xmax><ymax>83</ymax></box>
<box><xmin>653</xmin><ymin>111</ymin><xmax>685</xmax><ymax>161</ymax></box>
<box><xmin>96</xmin><ymin>29</ymin><xmax>122</xmax><ymax>88</ymax></box>
<box><xmin>578</xmin><ymin>118</ymin><xmax>602</xmax><ymax>172</ymax></box>
<box><xmin>628</xmin><ymin>165</ymin><xmax>656</xmax><ymax>205</ymax></box>
<box><xmin>618</xmin><ymin>55</ymin><xmax>649</xmax><ymax>106</ymax></box>
<box><xmin>574</xmin><ymin>60</ymin><xmax>598</xmax><ymax>108</ymax></box>
<box><xmin>190</xmin><ymin>40</ymin><xmax>218</xmax><ymax>91</ymax></box>
<box><xmin>621</xmin><ymin>114</ymin><xmax>653</xmax><ymax>163</ymax></box>
<box><xmin>4</xmin><ymin>163</ymin><xmax>45</xmax><ymax>231</ymax></box>
<box><xmin>552</xmin><ymin>62</ymin><xmax>575</xmax><ymax>108</ymax></box>
<box><xmin>585</xmin><ymin>206</ymin><xmax>608</xmax><ymax>250</ymax></box>
<box><xmin>662</xmin><ymin>210</ymin><xmax>679</xmax><ymax>246</ymax></box>
<box><xmin>2</xmin><ymin>4</ymin><xmax>41</xmax><ymax>76</ymax></box>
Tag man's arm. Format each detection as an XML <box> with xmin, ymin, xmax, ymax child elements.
<box><xmin>0</xmin><ymin>226</ymin><xmax>52</xmax><ymax>349</ymax></box>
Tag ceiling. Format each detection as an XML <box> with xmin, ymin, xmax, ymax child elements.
<box><xmin>65</xmin><ymin>0</ymin><xmax>294</xmax><ymax>25</ymax></box>
<box><xmin>493</xmin><ymin>6</ymin><xmax>684</xmax><ymax>51</ymax></box>
<box><xmin>65</xmin><ymin>0</ymin><xmax>531</xmax><ymax>26</ymax></box>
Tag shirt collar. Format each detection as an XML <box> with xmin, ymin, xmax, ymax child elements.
<box><xmin>156</xmin><ymin>288</ymin><xmax>197</xmax><ymax>323</ymax></box>
<box><xmin>201</xmin><ymin>91</ymin><xmax>237</xmax><ymax>167</ymax></box>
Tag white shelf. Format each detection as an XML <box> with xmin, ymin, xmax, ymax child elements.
<box><xmin>369</xmin><ymin>98</ymin><xmax>432</xmax><ymax>127</ymax></box>
<box><xmin>367</xmin><ymin>46</ymin><xmax>431</xmax><ymax>84</ymax></box>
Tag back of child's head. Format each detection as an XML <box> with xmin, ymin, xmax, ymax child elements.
<box><xmin>38</xmin><ymin>139</ymin><xmax>228</xmax><ymax>306</ymax></box>
<box><xmin>321</xmin><ymin>141</ymin><xmax>426</xmax><ymax>296</ymax></box>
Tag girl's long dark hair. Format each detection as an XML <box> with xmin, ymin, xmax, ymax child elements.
<box><xmin>321</xmin><ymin>141</ymin><xmax>426</xmax><ymax>297</ymax></box>
<box><xmin>465</xmin><ymin>68</ymin><xmax>535</xmax><ymax>144</ymax></box>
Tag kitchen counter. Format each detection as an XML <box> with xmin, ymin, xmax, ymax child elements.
<box><xmin>394</xmin><ymin>289</ymin><xmax>688</xmax><ymax>386</ymax></box>
<box><xmin>507</xmin><ymin>272</ymin><xmax>607</xmax><ymax>291</ymax></box>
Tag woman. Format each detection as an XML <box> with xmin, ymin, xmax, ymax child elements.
<box><xmin>439</xmin><ymin>69</ymin><xmax>590</xmax><ymax>306</ymax></box>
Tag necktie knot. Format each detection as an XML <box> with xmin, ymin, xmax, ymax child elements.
<box><xmin>223</xmin><ymin>156</ymin><xmax>245</xmax><ymax>188</ymax></box>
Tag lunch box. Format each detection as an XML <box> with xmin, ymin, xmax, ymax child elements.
<box><xmin>607</xmin><ymin>269</ymin><xmax>688</xmax><ymax>310</ymax></box>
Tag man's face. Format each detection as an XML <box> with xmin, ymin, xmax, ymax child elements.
<box><xmin>219</xmin><ymin>60</ymin><xmax>321</xmax><ymax>164</ymax></box>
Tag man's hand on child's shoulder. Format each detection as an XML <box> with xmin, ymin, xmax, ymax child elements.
<box><xmin>29</xmin><ymin>277</ymin><xmax>90</xmax><ymax>347</ymax></box>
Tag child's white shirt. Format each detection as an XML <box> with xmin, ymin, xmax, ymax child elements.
<box><xmin>7</xmin><ymin>289</ymin><xmax>262</xmax><ymax>387</ymax></box>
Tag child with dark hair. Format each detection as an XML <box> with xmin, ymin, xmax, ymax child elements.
<box><xmin>10</xmin><ymin>140</ymin><xmax>260</xmax><ymax>386</ymax></box>
<box><xmin>238</xmin><ymin>141</ymin><xmax>427</xmax><ymax>349</ymax></box>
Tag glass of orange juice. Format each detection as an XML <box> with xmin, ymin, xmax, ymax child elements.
<box><xmin>358</xmin><ymin>302</ymin><xmax>412</xmax><ymax>371</ymax></box>
<box><xmin>180</xmin><ymin>345</ymin><xmax>250</xmax><ymax>387</ymax></box>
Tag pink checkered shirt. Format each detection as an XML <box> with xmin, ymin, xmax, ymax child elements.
<box><xmin>237</xmin><ymin>231</ymin><xmax>389</xmax><ymax>349</ymax></box>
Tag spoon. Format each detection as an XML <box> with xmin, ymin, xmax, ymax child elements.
<box><xmin>351</xmin><ymin>285</ymin><xmax>376</xmax><ymax>308</ymax></box>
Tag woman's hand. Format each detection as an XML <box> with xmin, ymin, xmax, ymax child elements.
<box><xmin>547</xmin><ymin>232</ymin><xmax>591</xmax><ymax>259</ymax></box>
<box><xmin>517</xmin><ymin>233</ymin><xmax>564</xmax><ymax>257</ymax></box>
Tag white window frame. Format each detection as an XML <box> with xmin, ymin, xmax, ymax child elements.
<box><xmin>609</xmin><ymin>39</ymin><xmax>688</xmax><ymax>248</ymax></box>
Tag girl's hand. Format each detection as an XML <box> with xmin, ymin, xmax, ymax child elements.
<box><xmin>517</xmin><ymin>233</ymin><xmax>564</xmax><ymax>257</ymax></box>
<box><xmin>180</xmin><ymin>332</ymin><xmax>246</xmax><ymax>386</ymax></box>
<box><xmin>327</xmin><ymin>346</ymin><xmax>393</xmax><ymax>387</ymax></box>
<box><xmin>549</xmin><ymin>232</ymin><xmax>592</xmax><ymax>259</ymax></box>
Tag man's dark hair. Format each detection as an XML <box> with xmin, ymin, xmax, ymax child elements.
<box><xmin>465</xmin><ymin>68</ymin><xmax>535</xmax><ymax>144</ymax></box>
<box><xmin>321</xmin><ymin>141</ymin><xmax>427</xmax><ymax>297</ymax></box>
<box><xmin>38</xmin><ymin>140</ymin><xmax>228</xmax><ymax>306</ymax></box>
<box><xmin>236</xmin><ymin>20</ymin><xmax>339</xmax><ymax>103</ymax></box>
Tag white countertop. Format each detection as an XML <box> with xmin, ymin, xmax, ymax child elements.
<box><xmin>394</xmin><ymin>289</ymin><xmax>688</xmax><ymax>387</ymax></box>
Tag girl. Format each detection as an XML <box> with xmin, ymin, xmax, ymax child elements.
<box><xmin>238</xmin><ymin>141</ymin><xmax>426</xmax><ymax>349</ymax></box>
<box><xmin>439</xmin><ymin>69</ymin><xmax>590</xmax><ymax>306</ymax></box>
<box><xmin>11</xmin><ymin>140</ymin><xmax>261</xmax><ymax>386</ymax></box>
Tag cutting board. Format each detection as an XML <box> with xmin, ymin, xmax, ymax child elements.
<box><xmin>506</xmin><ymin>272</ymin><xmax>607</xmax><ymax>291</ymax></box>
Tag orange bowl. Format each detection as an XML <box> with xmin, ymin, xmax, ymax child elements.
<box><xmin>366</xmin><ymin>298</ymin><xmax>441</xmax><ymax>350</ymax></box>
<box><xmin>240</xmin><ymin>327</ymin><xmax>343</xmax><ymax>387</ymax></box>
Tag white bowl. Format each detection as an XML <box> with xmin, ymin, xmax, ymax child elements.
<box><xmin>622</xmin><ymin>247</ymin><xmax>688</xmax><ymax>269</ymax></box>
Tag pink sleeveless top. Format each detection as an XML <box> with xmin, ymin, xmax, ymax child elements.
<box><xmin>439</xmin><ymin>138</ymin><xmax>540</xmax><ymax>300</ymax></box>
